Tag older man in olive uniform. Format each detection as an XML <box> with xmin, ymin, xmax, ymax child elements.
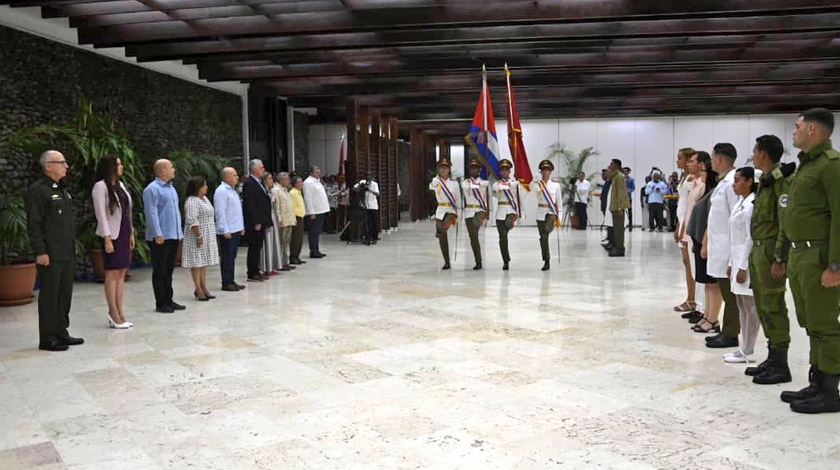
<box><xmin>25</xmin><ymin>150</ymin><xmax>84</xmax><ymax>351</ymax></box>
<box><xmin>780</xmin><ymin>108</ymin><xmax>840</xmax><ymax>414</ymax></box>
<box><xmin>746</xmin><ymin>135</ymin><xmax>796</xmax><ymax>385</ymax></box>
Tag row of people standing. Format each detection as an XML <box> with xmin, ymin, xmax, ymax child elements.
<box><xmin>674</xmin><ymin>107</ymin><xmax>840</xmax><ymax>415</ymax></box>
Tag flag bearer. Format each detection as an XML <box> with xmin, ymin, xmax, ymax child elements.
<box><xmin>429</xmin><ymin>159</ymin><xmax>460</xmax><ymax>270</ymax></box>
<box><xmin>493</xmin><ymin>159</ymin><xmax>520</xmax><ymax>271</ymax></box>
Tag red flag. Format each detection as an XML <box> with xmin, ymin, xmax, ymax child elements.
<box><xmin>505</xmin><ymin>64</ymin><xmax>533</xmax><ymax>190</ymax></box>
<box><xmin>338</xmin><ymin>134</ymin><xmax>346</xmax><ymax>179</ymax></box>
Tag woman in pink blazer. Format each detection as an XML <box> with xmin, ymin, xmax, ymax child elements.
<box><xmin>92</xmin><ymin>155</ymin><xmax>135</xmax><ymax>329</ymax></box>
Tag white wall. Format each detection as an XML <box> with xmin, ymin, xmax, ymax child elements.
<box><xmin>312</xmin><ymin>113</ymin><xmax>835</xmax><ymax>226</ymax></box>
<box><xmin>308</xmin><ymin>124</ymin><xmax>346</xmax><ymax>176</ymax></box>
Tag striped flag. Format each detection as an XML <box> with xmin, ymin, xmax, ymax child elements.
<box><xmin>465</xmin><ymin>65</ymin><xmax>500</xmax><ymax>179</ymax></box>
<box><xmin>505</xmin><ymin>64</ymin><xmax>533</xmax><ymax>190</ymax></box>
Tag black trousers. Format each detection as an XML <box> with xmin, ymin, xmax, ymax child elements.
<box><xmin>218</xmin><ymin>232</ymin><xmax>241</xmax><ymax>287</ymax></box>
<box><xmin>627</xmin><ymin>205</ymin><xmax>633</xmax><ymax>228</ymax></box>
<box><xmin>649</xmin><ymin>202</ymin><xmax>665</xmax><ymax>230</ymax></box>
<box><xmin>307</xmin><ymin>213</ymin><xmax>326</xmax><ymax>256</ymax></box>
<box><xmin>466</xmin><ymin>212</ymin><xmax>485</xmax><ymax>265</ymax></box>
<box><xmin>291</xmin><ymin>217</ymin><xmax>304</xmax><ymax>261</ymax></box>
<box><xmin>667</xmin><ymin>199</ymin><xmax>679</xmax><ymax>231</ymax></box>
<box><xmin>537</xmin><ymin>215</ymin><xmax>556</xmax><ymax>261</ymax></box>
<box><xmin>37</xmin><ymin>260</ymin><xmax>74</xmax><ymax>342</ymax></box>
<box><xmin>575</xmin><ymin>202</ymin><xmax>588</xmax><ymax>230</ymax></box>
<box><xmin>366</xmin><ymin>209</ymin><xmax>380</xmax><ymax>242</ymax></box>
<box><xmin>245</xmin><ymin>227</ymin><xmax>265</xmax><ymax>278</ymax></box>
<box><xmin>149</xmin><ymin>240</ymin><xmax>178</xmax><ymax>308</ymax></box>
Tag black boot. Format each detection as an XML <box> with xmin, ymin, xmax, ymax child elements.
<box><xmin>541</xmin><ymin>260</ymin><xmax>550</xmax><ymax>271</ymax></box>
<box><xmin>790</xmin><ymin>372</ymin><xmax>840</xmax><ymax>414</ymax></box>
<box><xmin>781</xmin><ymin>366</ymin><xmax>821</xmax><ymax>403</ymax></box>
<box><xmin>502</xmin><ymin>262</ymin><xmax>509</xmax><ymax>271</ymax></box>
<box><xmin>752</xmin><ymin>348</ymin><xmax>792</xmax><ymax>384</ymax></box>
<box><xmin>745</xmin><ymin>350</ymin><xmax>771</xmax><ymax>377</ymax></box>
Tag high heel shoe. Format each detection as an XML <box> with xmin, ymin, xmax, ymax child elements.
<box><xmin>194</xmin><ymin>291</ymin><xmax>210</xmax><ymax>301</ymax></box>
<box><xmin>204</xmin><ymin>292</ymin><xmax>216</xmax><ymax>300</ymax></box>
<box><xmin>674</xmin><ymin>301</ymin><xmax>697</xmax><ymax>312</ymax></box>
<box><xmin>107</xmin><ymin>314</ymin><xmax>131</xmax><ymax>329</ymax></box>
<box><xmin>692</xmin><ymin>319</ymin><xmax>720</xmax><ymax>333</ymax></box>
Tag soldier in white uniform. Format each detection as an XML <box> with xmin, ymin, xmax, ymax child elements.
<box><xmin>428</xmin><ymin>159</ymin><xmax>460</xmax><ymax>270</ymax></box>
<box><xmin>533</xmin><ymin>159</ymin><xmax>563</xmax><ymax>271</ymax></box>
<box><xmin>462</xmin><ymin>159</ymin><xmax>490</xmax><ymax>270</ymax></box>
<box><xmin>492</xmin><ymin>159</ymin><xmax>520</xmax><ymax>271</ymax></box>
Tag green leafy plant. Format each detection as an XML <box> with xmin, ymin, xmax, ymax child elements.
<box><xmin>545</xmin><ymin>142</ymin><xmax>599</xmax><ymax>215</ymax></box>
<box><xmin>0</xmin><ymin>195</ymin><xmax>32</xmax><ymax>265</ymax></box>
<box><xmin>167</xmin><ymin>150</ymin><xmax>229</xmax><ymax>206</ymax></box>
<box><xmin>10</xmin><ymin>98</ymin><xmax>150</xmax><ymax>263</ymax></box>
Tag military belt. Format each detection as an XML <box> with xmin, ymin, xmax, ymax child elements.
<box><xmin>438</xmin><ymin>202</ymin><xmax>452</xmax><ymax>207</ymax></box>
<box><xmin>466</xmin><ymin>204</ymin><xmax>483</xmax><ymax>209</ymax></box>
<box><xmin>498</xmin><ymin>201</ymin><xmax>510</xmax><ymax>205</ymax></box>
<box><xmin>790</xmin><ymin>240</ymin><xmax>826</xmax><ymax>249</ymax></box>
<box><xmin>538</xmin><ymin>203</ymin><xmax>549</xmax><ymax>208</ymax></box>
<box><xmin>753</xmin><ymin>238</ymin><xmax>776</xmax><ymax>247</ymax></box>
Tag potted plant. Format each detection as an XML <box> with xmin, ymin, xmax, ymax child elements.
<box><xmin>545</xmin><ymin>143</ymin><xmax>599</xmax><ymax>229</ymax></box>
<box><xmin>0</xmin><ymin>195</ymin><xmax>37</xmax><ymax>306</ymax></box>
<box><xmin>11</xmin><ymin>99</ymin><xmax>151</xmax><ymax>281</ymax></box>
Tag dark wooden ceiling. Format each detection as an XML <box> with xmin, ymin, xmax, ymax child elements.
<box><xmin>7</xmin><ymin>0</ymin><xmax>840</xmax><ymax>127</ymax></box>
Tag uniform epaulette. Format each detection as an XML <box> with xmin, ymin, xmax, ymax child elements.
<box><xmin>825</xmin><ymin>149</ymin><xmax>840</xmax><ymax>160</ymax></box>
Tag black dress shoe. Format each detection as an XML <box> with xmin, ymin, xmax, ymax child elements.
<box><xmin>473</xmin><ymin>264</ymin><xmax>482</xmax><ymax>270</ymax></box>
<box><xmin>156</xmin><ymin>305</ymin><xmax>175</xmax><ymax>313</ymax></box>
<box><xmin>706</xmin><ymin>335</ymin><xmax>738</xmax><ymax>349</ymax></box>
<box><xmin>608</xmin><ymin>249</ymin><xmax>625</xmax><ymax>257</ymax></box>
<box><xmin>170</xmin><ymin>302</ymin><xmax>186</xmax><ymax>311</ymax></box>
<box><xmin>541</xmin><ymin>261</ymin><xmax>550</xmax><ymax>271</ymax></box>
<box><xmin>502</xmin><ymin>262</ymin><xmax>509</xmax><ymax>271</ymax></box>
<box><xmin>39</xmin><ymin>339</ymin><xmax>68</xmax><ymax>352</ymax></box>
<box><xmin>442</xmin><ymin>263</ymin><xmax>451</xmax><ymax>270</ymax></box>
<box><xmin>222</xmin><ymin>284</ymin><xmax>239</xmax><ymax>292</ymax></box>
<box><xmin>247</xmin><ymin>275</ymin><xmax>264</xmax><ymax>282</ymax></box>
<box><xmin>705</xmin><ymin>332</ymin><xmax>722</xmax><ymax>342</ymax></box>
<box><xmin>58</xmin><ymin>335</ymin><xmax>84</xmax><ymax>346</ymax></box>
<box><xmin>309</xmin><ymin>253</ymin><xmax>325</xmax><ymax>259</ymax></box>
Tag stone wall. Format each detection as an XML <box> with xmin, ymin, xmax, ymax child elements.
<box><xmin>0</xmin><ymin>25</ymin><xmax>243</xmax><ymax>192</ymax></box>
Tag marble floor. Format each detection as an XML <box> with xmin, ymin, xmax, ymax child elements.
<box><xmin>1</xmin><ymin>220</ymin><xmax>839</xmax><ymax>470</ymax></box>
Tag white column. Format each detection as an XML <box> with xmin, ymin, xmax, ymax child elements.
<box><xmin>241</xmin><ymin>85</ymin><xmax>250</xmax><ymax>172</ymax></box>
<box><xmin>287</xmin><ymin>104</ymin><xmax>296</xmax><ymax>172</ymax></box>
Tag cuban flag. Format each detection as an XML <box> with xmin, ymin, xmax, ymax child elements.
<box><xmin>465</xmin><ymin>65</ymin><xmax>500</xmax><ymax>180</ymax></box>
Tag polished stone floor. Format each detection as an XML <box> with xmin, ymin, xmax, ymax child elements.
<box><xmin>1</xmin><ymin>220</ymin><xmax>838</xmax><ymax>470</ymax></box>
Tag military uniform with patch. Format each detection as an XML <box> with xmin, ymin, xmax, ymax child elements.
<box><xmin>428</xmin><ymin>159</ymin><xmax>460</xmax><ymax>269</ymax></box>
<box><xmin>462</xmin><ymin>159</ymin><xmax>490</xmax><ymax>270</ymax></box>
<box><xmin>492</xmin><ymin>159</ymin><xmax>520</xmax><ymax>270</ymax></box>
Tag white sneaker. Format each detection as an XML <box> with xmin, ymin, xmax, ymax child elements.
<box><xmin>723</xmin><ymin>349</ymin><xmax>755</xmax><ymax>363</ymax></box>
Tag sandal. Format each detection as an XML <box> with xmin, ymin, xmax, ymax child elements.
<box><xmin>692</xmin><ymin>319</ymin><xmax>720</xmax><ymax>333</ymax></box>
<box><xmin>674</xmin><ymin>301</ymin><xmax>697</xmax><ymax>312</ymax></box>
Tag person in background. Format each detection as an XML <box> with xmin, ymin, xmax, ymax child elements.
<box><xmin>645</xmin><ymin>171</ymin><xmax>669</xmax><ymax>232</ymax></box>
<box><xmin>725</xmin><ymin>167</ymin><xmax>759</xmax><ymax>363</ymax></box>
<box><xmin>325</xmin><ymin>175</ymin><xmax>339</xmax><ymax>234</ymax></box>
<box><xmin>143</xmin><ymin>159</ymin><xmax>185</xmax><ymax>313</ymax></box>
<box><xmin>26</xmin><ymin>150</ymin><xmax>84</xmax><ymax>351</ymax></box>
<box><xmin>665</xmin><ymin>171</ymin><xmax>680</xmax><ymax>232</ymax></box>
<box><xmin>704</xmin><ymin>143</ymin><xmax>741</xmax><ymax>350</ymax></box>
<box><xmin>574</xmin><ymin>171</ymin><xmax>591</xmax><ymax>231</ymax></box>
<box><xmin>242</xmin><ymin>158</ymin><xmax>273</xmax><ymax>282</ymax></box>
<box><xmin>336</xmin><ymin>175</ymin><xmax>350</xmax><ymax>236</ymax></box>
<box><xmin>623</xmin><ymin>167</ymin><xmax>635</xmax><ymax>231</ymax></box>
<box><xmin>598</xmin><ymin>168</ymin><xmax>611</xmax><ymax>243</ymax></box>
<box><xmin>92</xmin><ymin>154</ymin><xmax>134</xmax><ymax>329</ymax></box>
<box><xmin>354</xmin><ymin>172</ymin><xmax>381</xmax><ymax>246</ymax></box>
<box><xmin>260</xmin><ymin>173</ymin><xmax>281</xmax><ymax>276</ymax></box>
<box><xmin>275</xmin><ymin>172</ymin><xmax>297</xmax><ymax>271</ymax></box>
<box><xmin>289</xmin><ymin>176</ymin><xmax>307</xmax><ymax>265</ymax></box>
<box><xmin>214</xmin><ymin>167</ymin><xmax>245</xmax><ymax>292</ymax></box>
<box><xmin>607</xmin><ymin>159</ymin><xmax>630</xmax><ymax>257</ymax></box>
<box><xmin>640</xmin><ymin>175</ymin><xmax>651</xmax><ymax>231</ymax></box>
<box><xmin>303</xmin><ymin>165</ymin><xmax>330</xmax><ymax>258</ymax></box>
<box><xmin>182</xmin><ymin>176</ymin><xmax>219</xmax><ymax>301</ymax></box>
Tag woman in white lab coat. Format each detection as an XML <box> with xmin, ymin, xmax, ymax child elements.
<box><xmin>724</xmin><ymin>167</ymin><xmax>760</xmax><ymax>363</ymax></box>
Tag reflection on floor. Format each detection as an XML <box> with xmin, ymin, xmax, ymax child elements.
<box><xmin>1</xmin><ymin>221</ymin><xmax>838</xmax><ymax>469</ymax></box>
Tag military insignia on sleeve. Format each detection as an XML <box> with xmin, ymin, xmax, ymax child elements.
<box><xmin>779</xmin><ymin>194</ymin><xmax>789</xmax><ymax>208</ymax></box>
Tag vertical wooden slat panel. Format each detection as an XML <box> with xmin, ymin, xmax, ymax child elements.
<box><xmin>388</xmin><ymin>117</ymin><xmax>399</xmax><ymax>228</ymax></box>
<box><xmin>409</xmin><ymin>127</ymin><xmax>425</xmax><ymax>221</ymax></box>
<box><xmin>345</xmin><ymin>99</ymin><xmax>357</xmax><ymax>186</ymax></box>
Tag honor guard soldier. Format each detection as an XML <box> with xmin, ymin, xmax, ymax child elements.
<box><xmin>429</xmin><ymin>159</ymin><xmax>460</xmax><ymax>270</ymax></box>
<box><xmin>779</xmin><ymin>108</ymin><xmax>840</xmax><ymax>414</ymax></box>
<box><xmin>746</xmin><ymin>135</ymin><xmax>796</xmax><ymax>385</ymax></box>
<box><xmin>25</xmin><ymin>150</ymin><xmax>84</xmax><ymax>351</ymax></box>
<box><xmin>533</xmin><ymin>159</ymin><xmax>562</xmax><ymax>271</ymax></box>
<box><xmin>492</xmin><ymin>159</ymin><xmax>520</xmax><ymax>270</ymax></box>
<box><xmin>462</xmin><ymin>159</ymin><xmax>490</xmax><ymax>270</ymax></box>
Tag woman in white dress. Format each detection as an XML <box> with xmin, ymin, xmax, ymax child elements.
<box><xmin>672</xmin><ymin>148</ymin><xmax>699</xmax><ymax>314</ymax></box>
<box><xmin>260</xmin><ymin>173</ymin><xmax>282</xmax><ymax>275</ymax></box>
<box><xmin>724</xmin><ymin>167</ymin><xmax>760</xmax><ymax>363</ymax></box>
<box><xmin>182</xmin><ymin>176</ymin><xmax>220</xmax><ymax>301</ymax></box>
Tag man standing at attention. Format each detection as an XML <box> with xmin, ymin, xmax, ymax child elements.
<box><xmin>624</xmin><ymin>167</ymin><xmax>635</xmax><ymax>232</ymax></box>
<box><xmin>462</xmin><ymin>159</ymin><xmax>490</xmax><ymax>270</ymax></box>
<box><xmin>780</xmin><ymin>108</ymin><xmax>840</xmax><ymax>414</ymax></box>
<box><xmin>26</xmin><ymin>150</ymin><xmax>84</xmax><ymax>351</ymax></box>
<box><xmin>143</xmin><ymin>159</ymin><xmax>185</xmax><ymax>313</ymax></box>
<box><xmin>214</xmin><ymin>167</ymin><xmax>246</xmax><ymax>292</ymax></box>
<box><xmin>747</xmin><ymin>135</ymin><xmax>795</xmax><ymax>385</ymax></box>
<box><xmin>704</xmin><ymin>143</ymin><xmax>741</xmax><ymax>349</ymax></box>
<box><xmin>303</xmin><ymin>165</ymin><xmax>330</xmax><ymax>258</ymax></box>
<box><xmin>242</xmin><ymin>159</ymin><xmax>273</xmax><ymax>282</ymax></box>
<box><xmin>607</xmin><ymin>159</ymin><xmax>630</xmax><ymax>257</ymax></box>
<box><xmin>645</xmin><ymin>171</ymin><xmax>669</xmax><ymax>232</ymax></box>
<box><xmin>574</xmin><ymin>171</ymin><xmax>591</xmax><ymax>231</ymax></box>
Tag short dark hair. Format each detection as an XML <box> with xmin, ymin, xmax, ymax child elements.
<box><xmin>713</xmin><ymin>143</ymin><xmax>737</xmax><ymax>161</ymax></box>
<box><xmin>755</xmin><ymin>135</ymin><xmax>784</xmax><ymax>163</ymax></box>
<box><xmin>611</xmin><ymin>158</ymin><xmax>622</xmax><ymax>168</ymax></box>
<box><xmin>800</xmin><ymin>107</ymin><xmax>835</xmax><ymax>133</ymax></box>
<box><xmin>736</xmin><ymin>166</ymin><xmax>758</xmax><ymax>193</ymax></box>
<box><xmin>290</xmin><ymin>176</ymin><xmax>302</xmax><ymax>186</ymax></box>
<box><xmin>186</xmin><ymin>176</ymin><xmax>206</xmax><ymax>198</ymax></box>
<box><xmin>623</xmin><ymin>167</ymin><xmax>631</xmax><ymax>172</ymax></box>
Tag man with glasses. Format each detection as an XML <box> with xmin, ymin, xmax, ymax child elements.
<box><xmin>25</xmin><ymin>150</ymin><xmax>84</xmax><ymax>351</ymax></box>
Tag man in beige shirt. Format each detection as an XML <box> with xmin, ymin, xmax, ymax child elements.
<box><xmin>275</xmin><ymin>172</ymin><xmax>298</xmax><ymax>271</ymax></box>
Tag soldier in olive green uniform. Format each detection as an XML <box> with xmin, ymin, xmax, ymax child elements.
<box><xmin>25</xmin><ymin>150</ymin><xmax>84</xmax><ymax>352</ymax></box>
<box><xmin>779</xmin><ymin>108</ymin><xmax>840</xmax><ymax>414</ymax></box>
<box><xmin>745</xmin><ymin>135</ymin><xmax>796</xmax><ymax>385</ymax></box>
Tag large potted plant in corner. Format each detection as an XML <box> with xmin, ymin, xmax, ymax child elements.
<box><xmin>545</xmin><ymin>142</ymin><xmax>599</xmax><ymax>229</ymax></box>
<box><xmin>11</xmin><ymin>99</ymin><xmax>151</xmax><ymax>282</ymax></box>
<box><xmin>0</xmin><ymin>195</ymin><xmax>37</xmax><ymax>306</ymax></box>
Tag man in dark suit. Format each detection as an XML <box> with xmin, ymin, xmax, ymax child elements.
<box><xmin>242</xmin><ymin>158</ymin><xmax>273</xmax><ymax>282</ymax></box>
